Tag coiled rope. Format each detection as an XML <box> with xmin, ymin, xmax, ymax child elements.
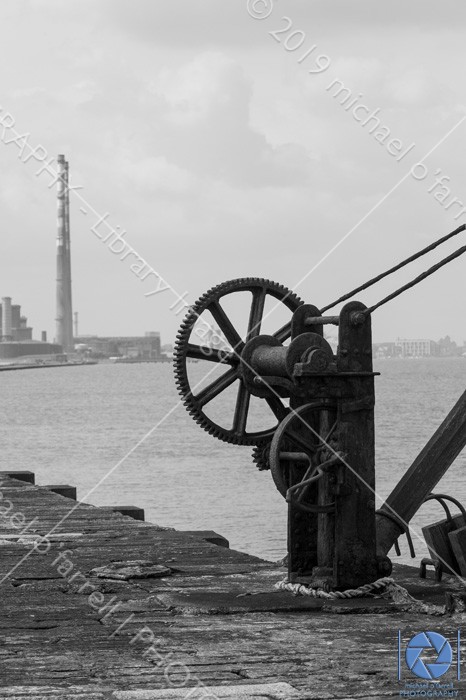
<box><xmin>275</xmin><ymin>577</ymin><xmax>445</xmax><ymax>615</ymax></box>
<box><xmin>275</xmin><ymin>576</ymin><xmax>394</xmax><ymax>599</ymax></box>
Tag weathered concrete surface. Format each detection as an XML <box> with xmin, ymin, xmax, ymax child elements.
<box><xmin>114</xmin><ymin>683</ymin><xmax>302</xmax><ymax>698</ymax></box>
<box><xmin>0</xmin><ymin>475</ymin><xmax>465</xmax><ymax>699</ymax></box>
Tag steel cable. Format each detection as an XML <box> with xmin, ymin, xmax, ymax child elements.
<box><xmin>321</xmin><ymin>223</ymin><xmax>465</xmax><ymax>314</ymax></box>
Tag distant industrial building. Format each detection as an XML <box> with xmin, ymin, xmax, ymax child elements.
<box><xmin>1</xmin><ymin>297</ymin><xmax>33</xmax><ymax>341</ymax></box>
<box><xmin>0</xmin><ymin>297</ymin><xmax>62</xmax><ymax>361</ymax></box>
<box><xmin>374</xmin><ymin>336</ymin><xmax>466</xmax><ymax>359</ymax></box>
<box><xmin>372</xmin><ymin>342</ymin><xmax>401</xmax><ymax>359</ymax></box>
<box><xmin>76</xmin><ymin>332</ymin><xmax>162</xmax><ymax>360</ymax></box>
<box><xmin>373</xmin><ymin>338</ymin><xmax>439</xmax><ymax>358</ymax></box>
<box><xmin>0</xmin><ymin>155</ymin><xmax>73</xmax><ymax>363</ymax></box>
<box><xmin>437</xmin><ymin>335</ymin><xmax>460</xmax><ymax>357</ymax></box>
<box><xmin>2</xmin><ymin>157</ymin><xmax>165</xmax><ymax>365</ymax></box>
<box><xmin>395</xmin><ymin>339</ymin><xmax>439</xmax><ymax>358</ymax></box>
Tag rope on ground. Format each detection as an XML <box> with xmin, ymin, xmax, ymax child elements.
<box><xmin>275</xmin><ymin>576</ymin><xmax>394</xmax><ymax>599</ymax></box>
<box><xmin>275</xmin><ymin>577</ymin><xmax>445</xmax><ymax>615</ymax></box>
<box><xmin>385</xmin><ymin>580</ymin><xmax>444</xmax><ymax>616</ymax></box>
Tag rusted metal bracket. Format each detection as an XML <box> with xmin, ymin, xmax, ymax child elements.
<box><xmin>376</xmin><ymin>389</ymin><xmax>466</xmax><ymax>559</ymax></box>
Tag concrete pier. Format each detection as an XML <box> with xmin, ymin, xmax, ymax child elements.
<box><xmin>0</xmin><ymin>473</ymin><xmax>465</xmax><ymax>699</ymax></box>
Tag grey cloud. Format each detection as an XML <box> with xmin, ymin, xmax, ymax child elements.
<box><xmin>103</xmin><ymin>0</ymin><xmax>466</xmax><ymax>47</ymax></box>
<box><xmin>126</xmin><ymin>55</ymin><xmax>313</xmax><ymax>188</ymax></box>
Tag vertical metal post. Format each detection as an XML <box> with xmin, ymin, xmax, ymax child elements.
<box><xmin>287</xmin><ymin>305</ymin><xmax>323</xmax><ymax>581</ymax></box>
<box><xmin>333</xmin><ymin>301</ymin><xmax>378</xmax><ymax>587</ymax></box>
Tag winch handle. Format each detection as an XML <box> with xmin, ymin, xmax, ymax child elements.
<box><xmin>423</xmin><ymin>493</ymin><xmax>466</xmax><ymax>525</ymax></box>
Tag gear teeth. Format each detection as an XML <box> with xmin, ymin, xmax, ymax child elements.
<box><xmin>252</xmin><ymin>442</ymin><xmax>272</xmax><ymax>471</ymax></box>
<box><xmin>173</xmin><ymin>278</ymin><xmax>303</xmax><ymax>447</ymax></box>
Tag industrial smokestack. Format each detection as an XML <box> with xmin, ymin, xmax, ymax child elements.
<box><xmin>63</xmin><ymin>159</ymin><xmax>74</xmax><ymax>347</ymax></box>
<box><xmin>55</xmin><ymin>155</ymin><xmax>73</xmax><ymax>352</ymax></box>
<box><xmin>2</xmin><ymin>297</ymin><xmax>12</xmax><ymax>341</ymax></box>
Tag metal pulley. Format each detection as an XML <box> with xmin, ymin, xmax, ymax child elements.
<box><xmin>241</xmin><ymin>332</ymin><xmax>334</xmax><ymax>398</ymax></box>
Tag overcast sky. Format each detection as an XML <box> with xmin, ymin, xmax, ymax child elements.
<box><xmin>1</xmin><ymin>0</ymin><xmax>465</xmax><ymax>344</ymax></box>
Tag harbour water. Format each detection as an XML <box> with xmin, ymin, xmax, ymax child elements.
<box><xmin>0</xmin><ymin>358</ymin><xmax>464</xmax><ymax>567</ymax></box>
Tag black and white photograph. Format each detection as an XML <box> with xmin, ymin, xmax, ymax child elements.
<box><xmin>0</xmin><ymin>1</ymin><xmax>466</xmax><ymax>698</ymax></box>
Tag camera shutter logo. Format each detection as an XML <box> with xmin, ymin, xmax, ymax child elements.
<box><xmin>405</xmin><ymin>632</ymin><xmax>452</xmax><ymax>680</ymax></box>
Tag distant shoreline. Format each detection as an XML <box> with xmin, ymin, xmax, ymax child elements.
<box><xmin>374</xmin><ymin>355</ymin><xmax>466</xmax><ymax>360</ymax></box>
<box><xmin>0</xmin><ymin>361</ymin><xmax>98</xmax><ymax>372</ymax></box>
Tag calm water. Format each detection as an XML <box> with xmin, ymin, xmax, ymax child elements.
<box><xmin>0</xmin><ymin>358</ymin><xmax>465</xmax><ymax>567</ymax></box>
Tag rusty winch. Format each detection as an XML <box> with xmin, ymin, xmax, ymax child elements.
<box><xmin>173</xmin><ymin>226</ymin><xmax>466</xmax><ymax>590</ymax></box>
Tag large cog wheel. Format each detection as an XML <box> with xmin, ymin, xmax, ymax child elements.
<box><xmin>173</xmin><ymin>278</ymin><xmax>303</xmax><ymax>445</ymax></box>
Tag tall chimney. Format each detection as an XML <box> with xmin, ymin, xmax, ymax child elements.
<box><xmin>56</xmin><ymin>155</ymin><xmax>73</xmax><ymax>352</ymax></box>
<box><xmin>2</xmin><ymin>297</ymin><xmax>12</xmax><ymax>341</ymax></box>
<box><xmin>63</xmin><ymin>159</ymin><xmax>74</xmax><ymax>347</ymax></box>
